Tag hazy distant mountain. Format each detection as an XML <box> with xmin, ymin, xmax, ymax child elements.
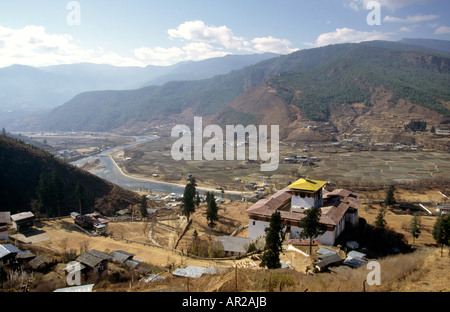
<box><xmin>141</xmin><ymin>53</ymin><xmax>278</xmax><ymax>86</ymax></box>
<box><xmin>0</xmin><ymin>53</ymin><xmax>278</xmax><ymax>128</ymax></box>
<box><xmin>399</xmin><ymin>38</ymin><xmax>450</xmax><ymax>53</ymax></box>
<box><xmin>41</xmin><ymin>39</ymin><xmax>450</xmax><ymax>134</ymax></box>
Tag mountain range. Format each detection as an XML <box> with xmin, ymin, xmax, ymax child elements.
<box><xmin>0</xmin><ymin>53</ymin><xmax>277</xmax><ymax>126</ymax></box>
<box><xmin>2</xmin><ymin>39</ymin><xmax>450</xmax><ymax>147</ymax></box>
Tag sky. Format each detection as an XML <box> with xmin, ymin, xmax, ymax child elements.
<box><xmin>0</xmin><ymin>0</ymin><xmax>449</xmax><ymax>68</ymax></box>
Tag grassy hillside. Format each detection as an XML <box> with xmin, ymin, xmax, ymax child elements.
<box><xmin>0</xmin><ymin>135</ymin><xmax>140</xmax><ymax>216</ymax></box>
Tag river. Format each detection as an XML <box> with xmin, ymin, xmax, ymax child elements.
<box><xmin>70</xmin><ymin>135</ymin><xmax>245</xmax><ymax>199</ymax></box>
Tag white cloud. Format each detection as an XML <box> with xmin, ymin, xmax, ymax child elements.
<box><xmin>0</xmin><ymin>21</ymin><xmax>300</xmax><ymax>68</ymax></box>
<box><xmin>251</xmin><ymin>36</ymin><xmax>299</xmax><ymax>54</ymax></box>
<box><xmin>435</xmin><ymin>25</ymin><xmax>450</xmax><ymax>34</ymax></box>
<box><xmin>167</xmin><ymin>20</ymin><xmax>298</xmax><ymax>54</ymax></box>
<box><xmin>130</xmin><ymin>20</ymin><xmax>299</xmax><ymax>65</ymax></box>
<box><xmin>383</xmin><ymin>14</ymin><xmax>439</xmax><ymax>23</ymax></box>
<box><xmin>308</xmin><ymin>28</ymin><xmax>391</xmax><ymax>47</ymax></box>
<box><xmin>168</xmin><ymin>20</ymin><xmax>246</xmax><ymax>49</ymax></box>
<box><xmin>0</xmin><ymin>25</ymin><xmax>144</xmax><ymax>67</ymax></box>
<box><xmin>345</xmin><ymin>0</ymin><xmax>431</xmax><ymax>11</ymax></box>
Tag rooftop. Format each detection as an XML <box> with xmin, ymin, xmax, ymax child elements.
<box><xmin>246</xmin><ymin>185</ymin><xmax>360</xmax><ymax>226</ymax></box>
<box><xmin>10</xmin><ymin>211</ymin><xmax>35</xmax><ymax>222</ymax></box>
<box><xmin>76</xmin><ymin>250</ymin><xmax>112</xmax><ymax>268</ymax></box>
<box><xmin>0</xmin><ymin>244</ymin><xmax>21</xmax><ymax>259</ymax></box>
<box><xmin>215</xmin><ymin>236</ymin><xmax>252</xmax><ymax>253</ymax></box>
<box><xmin>288</xmin><ymin>179</ymin><xmax>327</xmax><ymax>192</ymax></box>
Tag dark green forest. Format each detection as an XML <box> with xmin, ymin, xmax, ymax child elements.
<box><xmin>0</xmin><ymin>135</ymin><xmax>140</xmax><ymax>216</ymax></box>
<box><xmin>270</xmin><ymin>45</ymin><xmax>450</xmax><ymax>121</ymax></box>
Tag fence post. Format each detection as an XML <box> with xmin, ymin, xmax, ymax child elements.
<box><xmin>235</xmin><ymin>264</ymin><xmax>238</xmax><ymax>292</ymax></box>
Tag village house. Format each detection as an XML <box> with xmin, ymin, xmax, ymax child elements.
<box><xmin>75</xmin><ymin>249</ymin><xmax>112</xmax><ymax>277</ymax></box>
<box><xmin>0</xmin><ymin>212</ymin><xmax>10</xmax><ymax>241</ymax></box>
<box><xmin>215</xmin><ymin>236</ymin><xmax>253</xmax><ymax>257</ymax></box>
<box><xmin>246</xmin><ymin>178</ymin><xmax>360</xmax><ymax>246</ymax></box>
<box><xmin>0</xmin><ymin>243</ymin><xmax>21</xmax><ymax>266</ymax></box>
<box><xmin>73</xmin><ymin>212</ymin><xmax>110</xmax><ymax>235</ymax></box>
<box><xmin>10</xmin><ymin>212</ymin><xmax>35</xmax><ymax>232</ymax></box>
<box><xmin>436</xmin><ymin>204</ymin><xmax>450</xmax><ymax>215</ymax></box>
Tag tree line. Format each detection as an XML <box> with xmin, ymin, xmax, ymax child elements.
<box><xmin>181</xmin><ymin>178</ymin><xmax>220</xmax><ymax>229</ymax></box>
<box><xmin>35</xmin><ymin>170</ymin><xmax>86</xmax><ymax>218</ymax></box>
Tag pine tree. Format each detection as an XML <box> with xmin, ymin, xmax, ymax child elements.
<box><xmin>260</xmin><ymin>211</ymin><xmax>284</xmax><ymax>269</ymax></box>
<box><xmin>195</xmin><ymin>191</ymin><xmax>201</xmax><ymax>208</ymax></box>
<box><xmin>181</xmin><ymin>178</ymin><xmax>196</xmax><ymax>220</ymax></box>
<box><xmin>298</xmin><ymin>207</ymin><xmax>327</xmax><ymax>255</ymax></box>
<box><xmin>410</xmin><ymin>213</ymin><xmax>421</xmax><ymax>248</ymax></box>
<box><xmin>37</xmin><ymin>172</ymin><xmax>51</xmax><ymax>217</ymax></box>
<box><xmin>51</xmin><ymin>171</ymin><xmax>64</xmax><ymax>218</ymax></box>
<box><xmin>384</xmin><ymin>185</ymin><xmax>396</xmax><ymax>207</ymax></box>
<box><xmin>374</xmin><ymin>207</ymin><xmax>387</xmax><ymax>229</ymax></box>
<box><xmin>206</xmin><ymin>192</ymin><xmax>219</xmax><ymax>229</ymax></box>
<box><xmin>432</xmin><ymin>214</ymin><xmax>450</xmax><ymax>257</ymax></box>
<box><xmin>140</xmin><ymin>195</ymin><xmax>148</xmax><ymax>219</ymax></box>
<box><xmin>75</xmin><ymin>181</ymin><xmax>85</xmax><ymax>215</ymax></box>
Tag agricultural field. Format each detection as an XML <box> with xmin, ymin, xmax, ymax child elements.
<box><xmin>118</xmin><ymin>136</ymin><xmax>450</xmax><ymax>192</ymax></box>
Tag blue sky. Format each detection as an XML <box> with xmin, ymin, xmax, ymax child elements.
<box><xmin>0</xmin><ymin>0</ymin><xmax>449</xmax><ymax>67</ymax></box>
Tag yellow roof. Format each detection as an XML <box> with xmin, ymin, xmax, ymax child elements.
<box><xmin>288</xmin><ymin>179</ymin><xmax>327</xmax><ymax>192</ymax></box>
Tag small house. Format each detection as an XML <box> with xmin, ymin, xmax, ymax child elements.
<box><xmin>110</xmin><ymin>250</ymin><xmax>135</xmax><ymax>264</ymax></box>
<box><xmin>437</xmin><ymin>204</ymin><xmax>450</xmax><ymax>215</ymax></box>
<box><xmin>0</xmin><ymin>243</ymin><xmax>21</xmax><ymax>266</ymax></box>
<box><xmin>27</xmin><ymin>255</ymin><xmax>50</xmax><ymax>272</ymax></box>
<box><xmin>76</xmin><ymin>249</ymin><xmax>112</xmax><ymax>276</ymax></box>
<box><xmin>10</xmin><ymin>212</ymin><xmax>35</xmax><ymax>232</ymax></box>
<box><xmin>16</xmin><ymin>250</ymin><xmax>36</xmax><ymax>265</ymax></box>
<box><xmin>215</xmin><ymin>236</ymin><xmax>253</xmax><ymax>257</ymax></box>
<box><xmin>343</xmin><ymin>250</ymin><xmax>367</xmax><ymax>268</ymax></box>
<box><xmin>0</xmin><ymin>212</ymin><xmax>10</xmax><ymax>240</ymax></box>
<box><xmin>74</xmin><ymin>213</ymin><xmax>110</xmax><ymax>235</ymax></box>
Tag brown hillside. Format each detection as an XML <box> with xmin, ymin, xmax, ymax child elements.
<box><xmin>208</xmin><ymin>81</ymin><xmax>450</xmax><ymax>149</ymax></box>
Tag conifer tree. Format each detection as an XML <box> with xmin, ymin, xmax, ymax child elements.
<box><xmin>410</xmin><ymin>213</ymin><xmax>421</xmax><ymax>248</ymax></box>
<box><xmin>75</xmin><ymin>180</ymin><xmax>85</xmax><ymax>215</ymax></box>
<box><xmin>181</xmin><ymin>178</ymin><xmax>197</xmax><ymax>220</ymax></box>
<box><xmin>432</xmin><ymin>214</ymin><xmax>450</xmax><ymax>257</ymax></box>
<box><xmin>206</xmin><ymin>192</ymin><xmax>219</xmax><ymax>229</ymax></box>
<box><xmin>260</xmin><ymin>211</ymin><xmax>284</xmax><ymax>269</ymax></box>
<box><xmin>298</xmin><ymin>207</ymin><xmax>327</xmax><ymax>255</ymax></box>
<box><xmin>51</xmin><ymin>170</ymin><xmax>64</xmax><ymax>218</ymax></box>
<box><xmin>374</xmin><ymin>207</ymin><xmax>387</xmax><ymax>229</ymax></box>
<box><xmin>140</xmin><ymin>195</ymin><xmax>148</xmax><ymax>219</ymax></box>
<box><xmin>384</xmin><ymin>185</ymin><xmax>396</xmax><ymax>207</ymax></box>
<box><xmin>37</xmin><ymin>172</ymin><xmax>51</xmax><ymax>217</ymax></box>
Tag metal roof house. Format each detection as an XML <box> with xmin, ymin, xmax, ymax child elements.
<box><xmin>10</xmin><ymin>212</ymin><xmax>35</xmax><ymax>232</ymax></box>
<box><xmin>0</xmin><ymin>243</ymin><xmax>21</xmax><ymax>266</ymax></box>
<box><xmin>246</xmin><ymin>178</ymin><xmax>360</xmax><ymax>246</ymax></box>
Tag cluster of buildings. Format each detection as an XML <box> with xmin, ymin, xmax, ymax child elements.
<box><xmin>246</xmin><ymin>178</ymin><xmax>361</xmax><ymax>246</ymax></box>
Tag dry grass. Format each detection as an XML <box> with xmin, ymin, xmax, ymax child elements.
<box><xmin>173</xmin><ymin>248</ymin><xmax>444</xmax><ymax>293</ymax></box>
